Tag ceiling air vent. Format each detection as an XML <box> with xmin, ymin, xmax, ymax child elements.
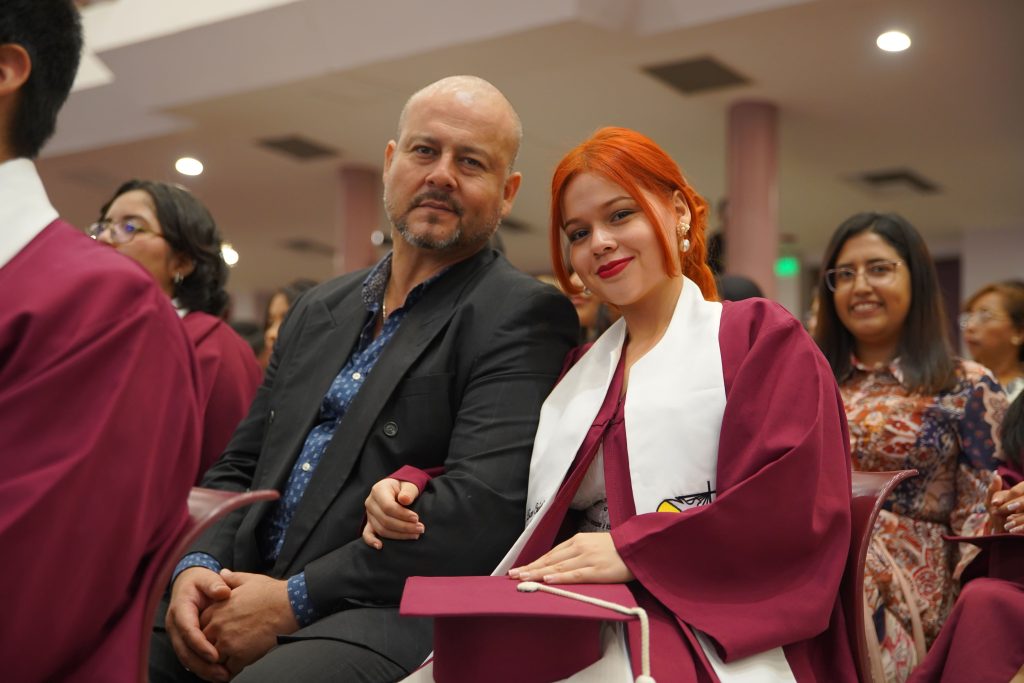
<box><xmin>258</xmin><ymin>135</ymin><xmax>339</xmax><ymax>161</ymax></box>
<box><xmin>644</xmin><ymin>56</ymin><xmax>749</xmax><ymax>95</ymax></box>
<box><xmin>281</xmin><ymin>237</ymin><xmax>334</xmax><ymax>256</ymax></box>
<box><xmin>853</xmin><ymin>168</ymin><xmax>940</xmax><ymax>195</ymax></box>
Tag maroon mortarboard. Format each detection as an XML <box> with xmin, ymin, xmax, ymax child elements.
<box><xmin>400</xmin><ymin>575</ymin><xmax>654</xmax><ymax>683</ymax></box>
<box><xmin>948</xmin><ymin>533</ymin><xmax>1024</xmax><ymax>585</ymax></box>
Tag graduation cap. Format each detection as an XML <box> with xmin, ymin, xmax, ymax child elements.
<box><xmin>400</xmin><ymin>575</ymin><xmax>655</xmax><ymax>683</ymax></box>
<box><xmin>949</xmin><ymin>533</ymin><xmax>1024</xmax><ymax>585</ymax></box>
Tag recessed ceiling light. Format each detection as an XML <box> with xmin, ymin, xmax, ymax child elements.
<box><xmin>175</xmin><ymin>157</ymin><xmax>204</xmax><ymax>176</ymax></box>
<box><xmin>221</xmin><ymin>242</ymin><xmax>239</xmax><ymax>267</ymax></box>
<box><xmin>877</xmin><ymin>30</ymin><xmax>911</xmax><ymax>52</ymax></box>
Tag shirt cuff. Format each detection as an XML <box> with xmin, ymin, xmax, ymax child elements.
<box><xmin>391</xmin><ymin>464</ymin><xmax>440</xmax><ymax>493</ymax></box>
<box><xmin>288</xmin><ymin>572</ymin><xmax>320</xmax><ymax>628</ymax></box>
<box><xmin>171</xmin><ymin>552</ymin><xmax>223</xmax><ymax>585</ymax></box>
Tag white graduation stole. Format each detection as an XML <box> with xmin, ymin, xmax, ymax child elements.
<box><xmin>495</xmin><ymin>276</ymin><xmax>725</xmax><ymax>574</ymax></box>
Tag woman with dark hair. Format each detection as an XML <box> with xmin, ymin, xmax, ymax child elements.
<box><xmin>961</xmin><ymin>281</ymin><xmax>1024</xmax><ymax>402</ymax></box>
<box><xmin>92</xmin><ymin>180</ymin><xmax>262</xmax><ymax>480</ymax></box>
<box><xmin>368</xmin><ymin>127</ymin><xmax>856</xmax><ymax>681</ymax></box>
<box><xmin>814</xmin><ymin>212</ymin><xmax>1006</xmax><ymax>681</ymax></box>
<box><xmin>260</xmin><ymin>278</ymin><xmax>318</xmax><ymax>370</ymax></box>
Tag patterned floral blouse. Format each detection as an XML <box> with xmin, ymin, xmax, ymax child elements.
<box><xmin>841</xmin><ymin>356</ymin><xmax>1007</xmax><ymax>682</ymax></box>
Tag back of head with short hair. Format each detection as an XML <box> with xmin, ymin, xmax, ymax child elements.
<box><xmin>549</xmin><ymin>126</ymin><xmax>718</xmax><ymax>300</ymax></box>
<box><xmin>0</xmin><ymin>0</ymin><xmax>83</xmax><ymax>158</ymax></box>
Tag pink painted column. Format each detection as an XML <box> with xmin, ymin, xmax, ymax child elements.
<box><xmin>334</xmin><ymin>165</ymin><xmax>382</xmax><ymax>275</ymax></box>
<box><xmin>725</xmin><ymin>101</ymin><xmax>779</xmax><ymax>300</ymax></box>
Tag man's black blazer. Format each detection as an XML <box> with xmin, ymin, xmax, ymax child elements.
<box><xmin>192</xmin><ymin>247</ymin><xmax>578</xmax><ymax>671</ymax></box>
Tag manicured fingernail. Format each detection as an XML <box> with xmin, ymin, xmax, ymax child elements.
<box><xmin>518</xmin><ymin>572</ymin><xmax>531</xmax><ymax>580</ymax></box>
<box><xmin>416</xmin><ymin>525</ymin><xmax>425</xmax><ymax>533</ymax></box>
<box><xmin>1008</xmin><ymin>501</ymin><xmax>1021</xmax><ymax>511</ymax></box>
<box><xmin>507</xmin><ymin>569</ymin><xmax>520</xmax><ymax>578</ymax></box>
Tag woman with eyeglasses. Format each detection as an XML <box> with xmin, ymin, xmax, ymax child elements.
<box><xmin>960</xmin><ymin>281</ymin><xmax>1024</xmax><ymax>403</ymax></box>
<box><xmin>92</xmin><ymin>180</ymin><xmax>262</xmax><ymax>481</ymax></box>
<box><xmin>814</xmin><ymin>212</ymin><xmax>1006</xmax><ymax>682</ymax></box>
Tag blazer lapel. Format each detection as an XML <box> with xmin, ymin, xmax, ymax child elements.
<box><xmin>256</xmin><ymin>288</ymin><xmax>366</xmax><ymax>491</ymax></box>
<box><xmin>235</xmin><ymin>283</ymin><xmax>366</xmax><ymax>568</ymax></box>
<box><xmin>273</xmin><ymin>249</ymin><xmax>493</xmax><ymax>571</ymax></box>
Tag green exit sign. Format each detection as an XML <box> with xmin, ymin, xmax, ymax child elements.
<box><xmin>774</xmin><ymin>256</ymin><xmax>800</xmax><ymax>278</ymax></box>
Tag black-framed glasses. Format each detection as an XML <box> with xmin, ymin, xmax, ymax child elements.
<box><xmin>958</xmin><ymin>310</ymin><xmax>1008</xmax><ymax>330</ymax></box>
<box><xmin>88</xmin><ymin>219</ymin><xmax>162</xmax><ymax>245</ymax></box>
<box><xmin>824</xmin><ymin>260</ymin><xmax>902</xmax><ymax>292</ymax></box>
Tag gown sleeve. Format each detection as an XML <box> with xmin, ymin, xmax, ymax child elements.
<box><xmin>610</xmin><ymin>300</ymin><xmax>852</xmax><ymax>661</ymax></box>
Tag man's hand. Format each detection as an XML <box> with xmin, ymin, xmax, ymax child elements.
<box><xmin>507</xmin><ymin>533</ymin><xmax>634</xmax><ymax>584</ymax></box>
<box><xmin>165</xmin><ymin>567</ymin><xmax>232</xmax><ymax>682</ymax></box>
<box><xmin>199</xmin><ymin>570</ymin><xmax>299</xmax><ymax>676</ymax></box>
<box><xmin>362</xmin><ymin>478</ymin><xmax>424</xmax><ymax>549</ymax></box>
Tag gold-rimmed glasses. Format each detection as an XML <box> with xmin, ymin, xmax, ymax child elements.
<box><xmin>825</xmin><ymin>260</ymin><xmax>902</xmax><ymax>292</ymax></box>
<box><xmin>88</xmin><ymin>219</ymin><xmax>164</xmax><ymax>245</ymax></box>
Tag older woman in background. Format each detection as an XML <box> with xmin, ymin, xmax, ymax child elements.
<box><xmin>814</xmin><ymin>212</ymin><xmax>1006</xmax><ymax>682</ymax></box>
<box><xmin>961</xmin><ymin>280</ymin><xmax>1024</xmax><ymax>402</ymax></box>
<box><xmin>93</xmin><ymin>180</ymin><xmax>262</xmax><ymax>480</ymax></box>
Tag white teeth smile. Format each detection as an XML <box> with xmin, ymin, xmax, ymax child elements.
<box><xmin>852</xmin><ymin>302</ymin><xmax>880</xmax><ymax>313</ymax></box>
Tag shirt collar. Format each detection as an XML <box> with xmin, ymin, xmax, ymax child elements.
<box><xmin>0</xmin><ymin>158</ymin><xmax>59</xmax><ymax>270</ymax></box>
<box><xmin>172</xmin><ymin>298</ymin><xmax>189</xmax><ymax>318</ymax></box>
<box><xmin>361</xmin><ymin>251</ymin><xmax>450</xmax><ymax>315</ymax></box>
<box><xmin>850</xmin><ymin>353</ymin><xmax>905</xmax><ymax>384</ymax></box>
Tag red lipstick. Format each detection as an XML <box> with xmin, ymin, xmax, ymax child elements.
<box><xmin>597</xmin><ymin>258</ymin><xmax>632</xmax><ymax>279</ymax></box>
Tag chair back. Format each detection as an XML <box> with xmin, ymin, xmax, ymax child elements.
<box><xmin>842</xmin><ymin>469</ymin><xmax>917</xmax><ymax>682</ymax></box>
<box><xmin>138</xmin><ymin>487</ymin><xmax>279</xmax><ymax>682</ymax></box>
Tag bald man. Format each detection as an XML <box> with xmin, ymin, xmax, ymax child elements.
<box><xmin>150</xmin><ymin>76</ymin><xmax>578</xmax><ymax>683</ymax></box>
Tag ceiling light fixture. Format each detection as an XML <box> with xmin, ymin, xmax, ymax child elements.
<box><xmin>876</xmin><ymin>30</ymin><xmax>911</xmax><ymax>52</ymax></box>
<box><xmin>175</xmin><ymin>157</ymin><xmax>204</xmax><ymax>176</ymax></box>
<box><xmin>221</xmin><ymin>242</ymin><xmax>239</xmax><ymax>267</ymax></box>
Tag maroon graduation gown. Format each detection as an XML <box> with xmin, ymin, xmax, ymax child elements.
<box><xmin>0</xmin><ymin>221</ymin><xmax>202</xmax><ymax>682</ymax></box>
<box><xmin>515</xmin><ymin>298</ymin><xmax>857</xmax><ymax>682</ymax></box>
<box><xmin>182</xmin><ymin>311</ymin><xmax>261</xmax><ymax>481</ymax></box>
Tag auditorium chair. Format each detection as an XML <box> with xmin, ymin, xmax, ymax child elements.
<box><xmin>844</xmin><ymin>469</ymin><xmax>918</xmax><ymax>682</ymax></box>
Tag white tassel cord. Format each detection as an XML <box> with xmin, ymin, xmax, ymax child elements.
<box><xmin>516</xmin><ymin>581</ymin><xmax>656</xmax><ymax>683</ymax></box>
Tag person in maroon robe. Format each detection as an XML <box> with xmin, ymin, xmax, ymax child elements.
<box><xmin>0</xmin><ymin>3</ymin><xmax>202</xmax><ymax>680</ymax></box>
<box><xmin>365</xmin><ymin>127</ymin><xmax>856</xmax><ymax>682</ymax></box>
<box><xmin>92</xmin><ymin>180</ymin><xmax>262</xmax><ymax>480</ymax></box>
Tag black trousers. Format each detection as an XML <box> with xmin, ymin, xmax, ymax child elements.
<box><xmin>148</xmin><ymin>627</ymin><xmax>409</xmax><ymax>683</ymax></box>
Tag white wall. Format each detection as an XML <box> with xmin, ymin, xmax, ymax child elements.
<box><xmin>961</xmin><ymin>225</ymin><xmax>1024</xmax><ymax>299</ymax></box>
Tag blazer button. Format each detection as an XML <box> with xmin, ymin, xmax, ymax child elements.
<box><xmin>383</xmin><ymin>421</ymin><xmax>399</xmax><ymax>437</ymax></box>
<box><xmin>268</xmin><ymin>409</ymin><xmax>276</xmax><ymax>424</ymax></box>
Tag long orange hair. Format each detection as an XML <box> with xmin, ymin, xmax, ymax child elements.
<box><xmin>549</xmin><ymin>127</ymin><xmax>717</xmax><ymax>300</ymax></box>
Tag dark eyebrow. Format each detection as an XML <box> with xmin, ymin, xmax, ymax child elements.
<box><xmin>833</xmin><ymin>257</ymin><xmax>895</xmax><ymax>269</ymax></box>
<box><xmin>102</xmin><ymin>213</ymin><xmax>149</xmax><ymax>224</ymax></box>
<box><xmin>406</xmin><ymin>135</ymin><xmax>495</xmax><ymax>165</ymax></box>
<box><xmin>562</xmin><ymin>196</ymin><xmax>634</xmax><ymax>231</ymax></box>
